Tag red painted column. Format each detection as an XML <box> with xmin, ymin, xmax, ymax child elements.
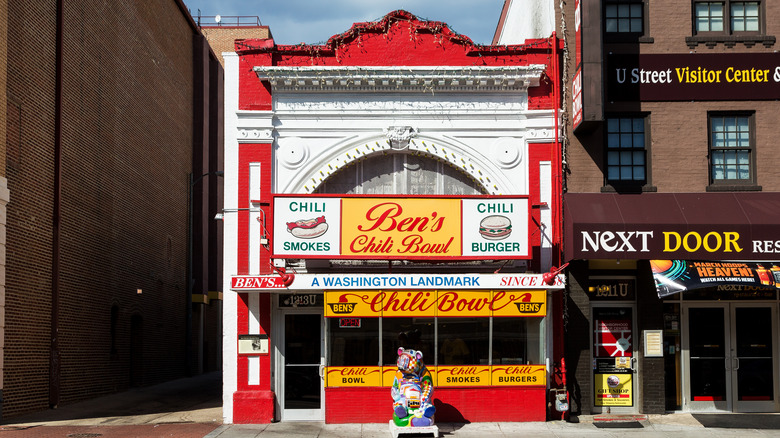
<box><xmin>233</xmin><ymin>143</ymin><xmax>276</xmax><ymax>423</ymax></box>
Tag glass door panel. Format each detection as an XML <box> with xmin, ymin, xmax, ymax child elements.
<box><xmin>684</xmin><ymin>304</ymin><xmax>778</xmax><ymax>413</ymax></box>
<box><xmin>282</xmin><ymin>313</ymin><xmax>323</xmax><ymax>420</ymax></box>
<box><xmin>733</xmin><ymin>306</ymin><xmax>776</xmax><ymax>412</ymax></box>
<box><xmin>686</xmin><ymin>306</ymin><xmax>729</xmax><ymax>411</ymax></box>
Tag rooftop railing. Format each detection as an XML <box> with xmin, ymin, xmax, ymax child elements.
<box><xmin>194</xmin><ymin>13</ymin><xmax>263</xmax><ymax>28</ymax></box>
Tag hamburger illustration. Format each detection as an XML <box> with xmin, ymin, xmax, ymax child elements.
<box><xmin>479</xmin><ymin>215</ymin><xmax>512</xmax><ymax>240</ymax></box>
<box><xmin>286</xmin><ymin>216</ymin><xmax>328</xmax><ymax>239</ymax></box>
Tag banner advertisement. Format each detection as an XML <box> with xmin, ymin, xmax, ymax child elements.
<box><xmin>651</xmin><ymin>260</ymin><xmax>780</xmax><ymax>298</ymax></box>
<box><xmin>231</xmin><ymin>272</ymin><xmax>565</xmax><ymax>291</ymax></box>
<box><xmin>273</xmin><ymin>195</ymin><xmax>530</xmax><ymax>260</ymax></box>
<box><xmin>323</xmin><ymin>290</ymin><xmax>547</xmax><ymax>318</ymax></box>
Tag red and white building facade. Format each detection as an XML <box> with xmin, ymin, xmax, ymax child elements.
<box><xmin>221</xmin><ymin>11</ymin><xmax>564</xmax><ymax>424</ymax></box>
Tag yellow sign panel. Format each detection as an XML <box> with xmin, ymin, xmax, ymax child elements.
<box><xmin>381</xmin><ymin>366</ymin><xmax>438</xmax><ymax>387</ymax></box>
<box><xmin>325</xmin><ymin>366</ymin><xmax>383</xmax><ymax>387</ymax></box>
<box><xmin>341</xmin><ymin>198</ymin><xmax>462</xmax><ymax>258</ymax></box>
<box><xmin>380</xmin><ymin>290</ymin><xmax>437</xmax><ymax>317</ymax></box>
<box><xmin>435</xmin><ymin>291</ymin><xmax>492</xmax><ymax>317</ymax></box>
<box><xmin>491</xmin><ymin>290</ymin><xmax>547</xmax><ymax>317</ymax></box>
<box><xmin>595</xmin><ymin>373</ymin><xmax>633</xmax><ymax>406</ymax></box>
<box><xmin>324</xmin><ymin>290</ymin><xmax>547</xmax><ymax>318</ymax></box>
<box><xmin>331</xmin><ymin>365</ymin><xmax>548</xmax><ymax>387</ymax></box>
<box><xmin>491</xmin><ymin>365</ymin><xmax>546</xmax><ymax>386</ymax></box>
<box><xmin>324</xmin><ymin>291</ymin><xmax>382</xmax><ymax>317</ymax></box>
<box><xmin>436</xmin><ymin>366</ymin><xmax>491</xmax><ymax>387</ymax></box>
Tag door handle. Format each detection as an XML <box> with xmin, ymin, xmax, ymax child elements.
<box><xmin>631</xmin><ymin>357</ymin><xmax>637</xmax><ymax>372</ymax></box>
<box><xmin>733</xmin><ymin>357</ymin><xmax>740</xmax><ymax>371</ymax></box>
<box><xmin>319</xmin><ymin>364</ymin><xmax>325</xmax><ymax>379</ymax></box>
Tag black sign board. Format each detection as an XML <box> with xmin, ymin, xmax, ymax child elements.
<box><xmin>279</xmin><ymin>293</ymin><xmax>322</xmax><ymax>308</ymax></box>
<box><xmin>607</xmin><ymin>53</ymin><xmax>780</xmax><ymax>102</ymax></box>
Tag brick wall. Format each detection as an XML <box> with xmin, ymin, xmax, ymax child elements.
<box><xmin>201</xmin><ymin>27</ymin><xmax>270</xmax><ymax>67</ymax></box>
<box><xmin>563</xmin><ymin>260</ymin><xmax>593</xmax><ymax>415</ymax></box>
<box><xmin>3</xmin><ymin>0</ymin><xmax>215</xmax><ymax>418</ymax></box>
<box><xmin>561</xmin><ymin>0</ymin><xmax>780</xmax><ymax>193</ymax></box>
<box><xmin>5</xmin><ymin>0</ymin><xmax>58</xmax><ymax>416</ymax></box>
<box><xmin>635</xmin><ymin>261</ymin><xmax>665</xmax><ymax>414</ymax></box>
<box><xmin>0</xmin><ymin>0</ymin><xmax>8</xmax><ymax>406</ymax></box>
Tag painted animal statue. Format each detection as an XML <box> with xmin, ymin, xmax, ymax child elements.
<box><xmin>391</xmin><ymin>347</ymin><xmax>435</xmax><ymax>427</ymax></box>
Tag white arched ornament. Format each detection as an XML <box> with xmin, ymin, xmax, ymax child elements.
<box><xmin>277</xmin><ymin>132</ymin><xmax>524</xmax><ymax>196</ymax></box>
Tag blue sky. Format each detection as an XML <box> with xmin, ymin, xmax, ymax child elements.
<box><xmin>182</xmin><ymin>0</ymin><xmax>505</xmax><ymax>45</ymax></box>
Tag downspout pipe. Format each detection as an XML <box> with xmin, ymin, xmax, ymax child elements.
<box><xmin>50</xmin><ymin>0</ymin><xmax>64</xmax><ymax>408</ymax></box>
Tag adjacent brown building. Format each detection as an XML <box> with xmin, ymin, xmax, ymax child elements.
<box><xmin>561</xmin><ymin>0</ymin><xmax>780</xmax><ymax>417</ymax></box>
<box><xmin>2</xmin><ymin>0</ymin><xmax>222</xmax><ymax>418</ymax></box>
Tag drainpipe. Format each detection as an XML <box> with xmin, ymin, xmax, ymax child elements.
<box><xmin>50</xmin><ymin>0</ymin><xmax>64</xmax><ymax>408</ymax></box>
<box><xmin>551</xmin><ymin>31</ymin><xmax>562</xmax><ymax>267</ymax></box>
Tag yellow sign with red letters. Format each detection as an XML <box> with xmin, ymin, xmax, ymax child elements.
<box><xmin>325</xmin><ymin>366</ymin><xmax>382</xmax><ymax>387</ymax></box>
<box><xmin>324</xmin><ymin>290</ymin><xmax>546</xmax><ymax>318</ymax></box>
<box><xmin>273</xmin><ymin>195</ymin><xmax>531</xmax><ymax>260</ymax></box>
<box><xmin>491</xmin><ymin>365</ymin><xmax>546</xmax><ymax>386</ymax></box>
<box><xmin>341</xmin><ymin>198</ymin><xmax>462</xmax><ymax>258</ymax></box>
<box><xmin>328</xmin><ymin>365</ymin><xmax>546</xmax><ymax>387</ymax></box>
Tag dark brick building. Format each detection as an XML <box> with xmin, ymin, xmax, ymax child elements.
<box><xmin>2</xmin><ymin>0</ymin><xmax>222</xmax><ymax>418</ymax></box>
<box><xmin>560</xmin><ymin>0</ymin><xmax>780</xmax><ymax>417</ymax></box>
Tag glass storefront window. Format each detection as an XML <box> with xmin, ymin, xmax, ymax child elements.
<box><xmin>327</xmin><ymin>316</ymin><xmax>545</xmax><ymax>367</ymax></box>
<box><xmin>328</xmin><ymin>317</ymin><xmax>379</xmax><ymax>366</ymax></box>
<box><xmin>382</xmin><ymin>318</ymin><xmax>435</xmax><ymax>365</ymax></box>
<box><xmin>493</xmin><ymin>317</ymin><xmax>543</xmax><ymax>365</ymax></box>
<box><xmin>438</xmin><ymin>318</ymin><xmax>489</xmax><ymax>365</ymax></box>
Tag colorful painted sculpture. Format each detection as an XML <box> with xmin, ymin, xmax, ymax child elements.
<box><xmin>391</xmin><ymin>347</ymin><xmax>435</xmax><ymax>427</ymax></box>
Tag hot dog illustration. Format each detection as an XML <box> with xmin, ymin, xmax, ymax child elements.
<box><xmin>286</xmin><ymin>215</ymin><xmax>328</xmax><ymax>239</ymax></box>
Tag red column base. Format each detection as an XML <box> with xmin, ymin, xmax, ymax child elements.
<box><xmin>233</xmin><ymin>390</ymin><xmax>275</xmax><ymax>423</ymax></box>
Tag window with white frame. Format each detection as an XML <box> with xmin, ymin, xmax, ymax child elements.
<box><xmin>709</xmin><ymin>113</ymin><xmax>755</xmax><ymax>185</ymax></box>
<box><xmin>694</xmin><ymin>1</ymin><xmax>761</xmax><ymax>34</ymax></box>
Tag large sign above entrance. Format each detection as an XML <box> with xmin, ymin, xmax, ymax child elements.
<box><xmin>607</xmin><ymin>53</ymin><xmax>780</xmax><ymax>101</ymax></box>
<box><xmin>231</xmin><ymin>273</ymin><xmax>565</xmax><ymax>291</ymax></box>
<box><xmin>323</xmin><ymin>290</ymin><xmax>547</xmax><ymax>318</ymax></box>
<box><xmin>564</xmin><ymin>193</ymin><xmax>780</xmax><ymax>261</ymax></box>
<box><xmin>273</xmin><ymin>195</ymin><xmax>530</xmax><ymax>260</ymax></box>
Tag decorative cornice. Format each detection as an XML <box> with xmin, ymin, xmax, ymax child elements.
<box><xmin>237</xmin><ymin>128</ymin><xmax>273</xmax><ymax>141</ymax></box>
<box><xmin>253</xmin><ymin>65</ymin><xmax>545</xmax><ymax>93</ymax></box>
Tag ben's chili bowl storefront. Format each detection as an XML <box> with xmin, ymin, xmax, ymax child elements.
<box><xmin>221</xmin><ymin>11</ymin><xmax>563</xmax><ymax>424</ymax></box>
<box><xmin>228</xmin><ymin>196</ymin><xmax>564</xmax><ymax>424</ymax></box>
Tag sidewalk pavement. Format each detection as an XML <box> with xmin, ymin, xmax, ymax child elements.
<box><xmin>206</xmin><ymin>413</ymin><xmax>780</xmax><ymax>437</ymax></box>
<box><xmin>0</xmin><ymin>371</ymin><xmax>222</xmax><ymax>437</ymax></box>
<box><xmin>3</xmin><ymin>372</ymin><xmax>780</xmax><ymax>437</ymax></box>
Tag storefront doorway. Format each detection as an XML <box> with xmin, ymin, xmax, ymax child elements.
<box><xmin>682</xmin><ymin>303</ymin><xmax>778</xmax><ymax>413</ymax></box>
<box><xmin>278</xmin><ymin>309</ymin><xmax>325</xmax><ymax>421</ymax></box>
<box><xmin>592</xmin><ymin>305</ymin><xmax>639</xmax><ymax>414</ymax></box>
